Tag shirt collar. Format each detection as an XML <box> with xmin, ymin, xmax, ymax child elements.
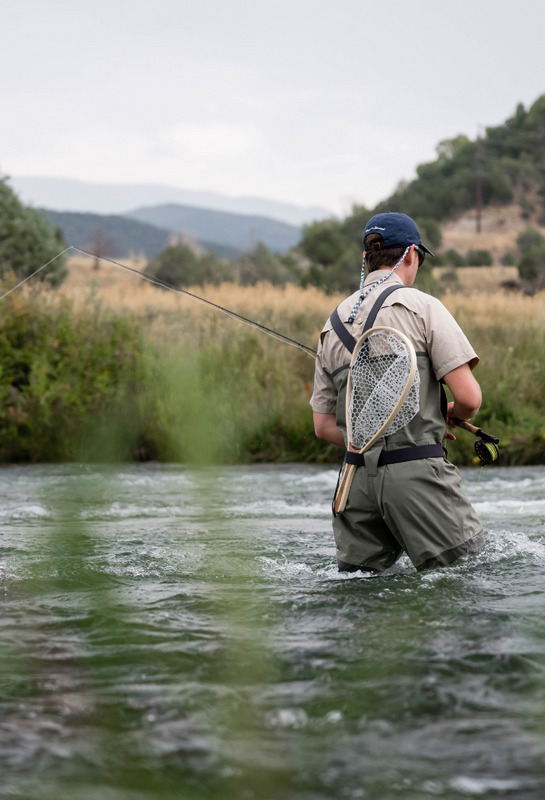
<box><xmin>362</xmin><ymin>269</ymin><xmax>405</xmax><ymax>288</ymax></box>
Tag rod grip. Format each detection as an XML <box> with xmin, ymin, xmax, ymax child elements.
<box><xmin>450</xmin><ymin>418</ymin><xmax>480</xmax><ymax>435</ymax></box>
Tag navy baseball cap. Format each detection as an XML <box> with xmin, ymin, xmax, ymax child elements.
<box><xmin>363</xmin><ymin>211</ymin><xmax>434</xmax><ymax>256</ymax></box>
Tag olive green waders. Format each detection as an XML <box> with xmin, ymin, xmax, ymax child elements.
<box><xmin>329</xmin><ymin>289</ymin><xmax>484</xmax><ymax>573</ymax></box>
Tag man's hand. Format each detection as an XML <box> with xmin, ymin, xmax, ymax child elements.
<box><xmin>445</xmin><ymin>401</ymin><xmax>461</xmax><ymax>440</ymax></box>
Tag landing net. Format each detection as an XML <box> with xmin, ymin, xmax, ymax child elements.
<box><xmin>349</xmin><ymin>330</ymin><xmax>420</xmax><ymax>449</ymax></box>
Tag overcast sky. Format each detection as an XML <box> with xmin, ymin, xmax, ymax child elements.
<box><xmin>2</xmin><ymin>0</ymin><xmax>544</xmax><ymax>214</ymax></box>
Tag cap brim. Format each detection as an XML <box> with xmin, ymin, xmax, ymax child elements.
<box><xmin>420</xmin><ymin>244</ymin><xmax>434</xmax><ymax>256</ymax></box>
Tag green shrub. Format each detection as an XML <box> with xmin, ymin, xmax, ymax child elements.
<box><xmin>465</xmin><ymin>249</ymin><xmax>493</xmax><ymax>266</ymax></box>
<box><xmin>146</xmin><ymin>244</ymin><xmax>231</xmax><ymax>287</ymax></box>
<box><xmin>501</xmin><ymin>251</ymin><xmax>516</xmax><ymax>266</ymax></box>
<box><xmin>518</xmin><ymin>244</ymin><xmax>545</xmax><ymax>283</ymax></box>
<box><xmin>0</xmin><ymin>293</ymin><xmax>145</xmax><ymax>462</ymax></box>
<box><xmin>435</xmin><ymin>249</ymin><xmax>465</xmax><ymax>267</ymax></box>
<box><xmin>516</xmin><ymin>227</ymin><xmax>545</xmax><ymax>254</ymax></box>
<box><xmin>237</xmin><ymin>243</ymin><xmax>302</xmax><ymax>285</ymax></box>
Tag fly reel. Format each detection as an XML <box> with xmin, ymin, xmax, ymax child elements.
<box><xmin>474</xmin><ymin>435</ymin><xmax>500</xmax><ymax>465</ymax></box>
<box><xmin>453</xmin><ymin>419</ymin><xmax>500</xmax><ymax>466</ymax></box>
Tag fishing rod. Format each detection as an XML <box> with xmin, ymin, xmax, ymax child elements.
<box><xmin>0</xmin><ymin>246</ymin><xmax>318</xmax><ymax>359</ymax></box>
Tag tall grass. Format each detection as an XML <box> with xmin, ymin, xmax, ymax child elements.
<box><xmin>442</xmin><ymin>291</ymin><xmax>545</xmax><ymax>463</ymax></box>
<box><xmin>2</xmin><ymin>263</ymin><xmax>545</xmax><ymax>465</ymax></box>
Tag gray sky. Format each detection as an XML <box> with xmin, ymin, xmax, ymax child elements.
<box><xmin>2</xmin><ymin>0</ymin><xmax>544</xmax><ymax>214</ymax></box>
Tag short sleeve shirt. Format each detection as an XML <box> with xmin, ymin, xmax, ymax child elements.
<box><xmin>310</xmin><ymin>271</ymin><xmax>479</xmax><ymax>415</ymax></box>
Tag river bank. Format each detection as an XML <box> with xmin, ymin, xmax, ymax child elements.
<box><xmin>0</xmin><ymin>263</ymin><xmax>544</xmax><ymax>465</ymax></box>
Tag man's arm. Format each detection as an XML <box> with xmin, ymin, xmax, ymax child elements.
<box><xmin>313</xmin><ymin>412</ymin><xmax>345</xmax><ymax>448</ymax></box>
<box><xmin>315</xmin><ymin>364</ymin><xmax>480</xmax><ymax>446</ymax></box>
<box><xmin>442</xmin><ymin>363</ymin><xmax>482</xmax><ymax>435</ymax></box>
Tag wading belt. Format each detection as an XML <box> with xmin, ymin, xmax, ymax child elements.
<box><xmin>329</xmin><ymin>285</ymin><xmax>444</xmax><ymax>468</ymax></box>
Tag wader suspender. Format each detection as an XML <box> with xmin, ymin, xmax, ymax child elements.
<box><xmin>329</xmin><ymin>286</ymin><xmax>445</xmax><ymax>468</ymax></box>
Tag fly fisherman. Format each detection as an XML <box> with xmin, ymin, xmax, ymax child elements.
<box><xmin>311</xmin><ymin>212</ymin><xmax>484</xmax><ymax>573</ymax></box>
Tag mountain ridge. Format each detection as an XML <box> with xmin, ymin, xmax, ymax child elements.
<box><xmin>10</xmin><ymin>176</ymin><xmax>331</xmax><ymax>227</ymax></box>
<box><xmin>126</xmin><ymin>203</ymin><xmax>300</xmax><ymax>254</ymax></box>
<box><xmin>39</xmin><ymin>209</ymin><xmax>243</xmax><ymax>260</ymax></box>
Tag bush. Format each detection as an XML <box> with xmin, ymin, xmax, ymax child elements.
<box><xmin>516</xmin><ymin>227</ymin><xmax>545</xmax><ymax>255</ymax></box>
<box><xmin>435</xmin><ymin>249</ymin><xmax>465</xmax><ymax>267</ymax></box>
<box><xmin>518</xmin><ymin>244</ymin><xmax>545</xmax><ymax>283</ymax></box>
<box><xmin>0</xmin><ymin>293</ymin><xmax>145</xmax><ymax>461</ymax></box>
<box><xmin>465</xmin><ymin>249</ymin><xmax>493</xmax><ymax>266</ymax></box>
<box><xmin>501</xmin><ymin>251</ymin><xmax>516</xmax><ymax>266</ymax></box>
<box><xmin>146</xmin><ymin>244</ymin><xmax>231</xmax><ymax>287</ymax></box>
<box><xmin>237</xmin><ymin>242</ymin><xmax>301</xmax><ymax>285</ymax></box>
<box><xmin>0</xmin><ymin>177</ymin><xmax>67</xmax><ymax>285</ymax></box>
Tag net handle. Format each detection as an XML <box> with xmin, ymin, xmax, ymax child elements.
<box><xmin>334</xmin><ymin>326</ymin><xmax>417</xmax><ymax>515</ymax></box>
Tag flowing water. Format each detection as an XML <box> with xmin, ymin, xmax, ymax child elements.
<box><xmin>0</xmin><ymin>463</ymin><xmax>544</xmax><ymax>799</ymax></box>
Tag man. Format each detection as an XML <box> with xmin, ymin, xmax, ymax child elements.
<box><xmin>311</xmin><ymin>211</ymin><xmax>484</xmax><ymax>573</ymax></box>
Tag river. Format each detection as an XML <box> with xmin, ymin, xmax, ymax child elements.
<box><xmin>0</xmin><ymin>463</ymin><xmax>544</xmax><ymax>799</ymax></box>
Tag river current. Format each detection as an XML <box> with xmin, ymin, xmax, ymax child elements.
<box><xmin>0</xmin><ymin>463</ymin><xmax>544</xmax><ymax>799</ymax></box>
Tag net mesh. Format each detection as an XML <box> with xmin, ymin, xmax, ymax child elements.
<box><xmin>349</xmin><ymin>330</ymin><xmax>420</xmax><ymax>449</ymax></box>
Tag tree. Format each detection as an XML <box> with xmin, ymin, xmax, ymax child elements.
<box><xmin>414</xmin><ymin>217</ymin><xmax>442</xmax><ymax>250</ymax></box>
<box><xmin>300</xmin><ymin>220</ymin><xmax>345</xmax><ymax>266</ymax></box>
<box><xmin>237</xmin><ymin>242</ymin><xmax>301</xmax><ymax>286</ymax></box>
<box><xmin>0</xmin><ymin>177</ymin><xmax>67</xmax><ymax>285</ymax></box>
<box><xmin>85</xmin><ymin>228</ymin><xmax>116</xmax><ymax>271</ymax></box>
<box><xmin>146</xmin><ymin>244</ymin><xmax>231</xmax><ymax>287</ymax></box>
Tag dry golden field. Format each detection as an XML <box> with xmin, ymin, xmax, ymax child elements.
<box><xmin>59</xmin><ymin>254</ymin><xmax>343</xmax><ymax>350</ymax></box>
<box><xmin>59</xmin><ymin>253</ymin><xmax>545</xmax><ymax>334</ymax></box>
<box><xmin>432</xmin><ymin>265</ymin><xmax>519</xmax><ymax>292</ymax></box>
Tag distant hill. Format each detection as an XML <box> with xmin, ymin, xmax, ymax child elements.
<box><xmin>126</xmin><ymin>203</ymin><xmax>301</xmax><ymax>254</ymax></box>
<box><xmin>295</xmin><ymin>94</ymin><xmax>545</xmax><ymax>295</ymax></box>
<box><xmin>39</xmin><ymin>209</ymin><xmax>242</xmax><ymax>260</ymax></box>
<box><xmin>374</xmin><ymin>94</ymin><xmax>545</xmax><ymax>223</ymax></box>
<box><xmin>11</xmin><ymin>176</ymin><xmax>331</xmax><ymax>226</ymax></box>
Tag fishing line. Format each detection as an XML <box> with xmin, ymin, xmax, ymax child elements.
<box><xmin>0</xmin><ymin>246</ymin><xmax>318</xmax><ymax>358</ymax></box>
<box><xmin>473</xmin><ymin>466</ymin><xmax>484</xmax><ymax>505</ymax></box>
<box><xmin>0</xmin><ymin>247</ymin><xmax>73</xmax><ymax>301</ymax></box>
<box><xmin>451</xmin><ymin>418</ymin><xmax>500</xmax><ymax>504</ymax></box>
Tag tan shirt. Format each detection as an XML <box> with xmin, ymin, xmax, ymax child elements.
<box><xmin>310</xmin><ymin>271</ymin><xmax>479</xmax><ymax>415</ymax></box>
